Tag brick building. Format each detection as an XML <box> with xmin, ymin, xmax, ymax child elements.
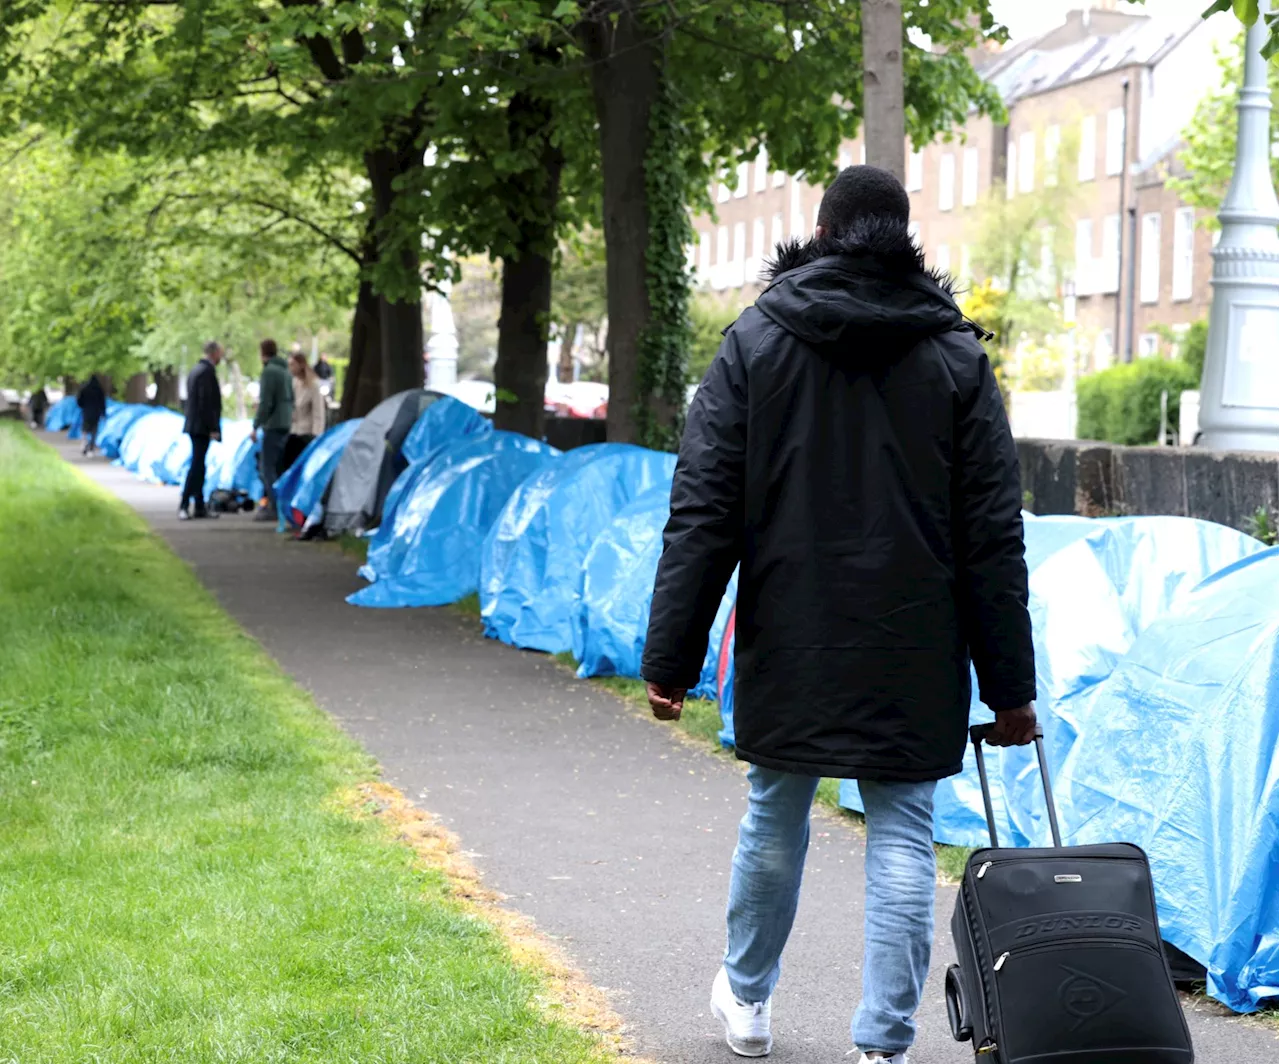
<box><xmin>691</xmin><ymin>5</ymin><xmax>1233</xmax><ymax>371</ymax></box>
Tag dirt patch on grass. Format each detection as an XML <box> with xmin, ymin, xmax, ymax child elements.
<box><xmin>344</xmin><ymin>780</ymin><xmax>652</xmax><ymax>1061</ymax></box>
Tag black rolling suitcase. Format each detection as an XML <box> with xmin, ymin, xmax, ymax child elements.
<box><xmin>945</xmin><ymin>724</ymin><xmax>1193</xmax><ymax>1063</ymax></box>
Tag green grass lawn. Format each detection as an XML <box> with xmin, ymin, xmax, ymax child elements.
<box><xmin>0</xmin><ymin>424</ymin><xmax>608</xmax><ymax>1064</ymax></box>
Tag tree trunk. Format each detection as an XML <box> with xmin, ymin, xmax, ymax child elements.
<box><xmin>154</xmin><ymin>367</ymin><xmax>179</xmax><ymax>408</ymax></box>
<box><xmin>581</xmin><ymin>3</ymin><xmax>662</xmax><ymax>444</ymax></box>
<box><xmin>494</xmin><ymin>87</ymin><xmax>565</xmax><ymax>439</ymax></box>
<box><xmin>124</xmin><ymin>372</ymin><xmax>149</xmax><ymax>404</ymax></box>
<box><xmin>862</xmin><ymin>0</ymin><xmax>906</xmax><ymax>183</ymax></box>
<box><xmin>366</xmin><ymin>147</ymin><xmax>424</xmax><ymax>400</ymax></box>
<box><xmin>339</xmin><ymin>280</ymin><xmax>384</xmax><ymax>419</ymax></box>
<box><xmin>559</xmin><ymin>324</ymin><xmax>578</xmax><ymax>384</ymax></box>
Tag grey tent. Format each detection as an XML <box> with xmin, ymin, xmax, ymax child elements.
<box><xmin>323</xmin><ymin>389</ymin><xmax>440</xmax><ymax>536</ymax></box>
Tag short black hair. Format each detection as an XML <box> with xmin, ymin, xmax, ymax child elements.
<box><xmin>260</xmin><ymin>338</ymin><xmax>278</xmax><ymax>359</ymax></box>
<box><xmin>816</xmin><ymin>165</ymin><xmax>911</xmax><ymax>234</ymax></box>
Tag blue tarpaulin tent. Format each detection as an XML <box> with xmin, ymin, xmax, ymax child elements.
<box><xmin>274</xmin><ymin>419</ymin><xmax>362</xmax><ymax>530</ymax></box>
<box><xmin>401</xmin><ymin>394</ymin><xmax>491</xmax><ymax>464</ymax></box>
<box><xmin>44</xmin><ymin>396</ymin><xmax>79</xmax><ymax>431</ymax></box>
<box><xmin>570</xmin><ymin>486</ymin><xmax>736</xmax><ymax>694</ymax></box>
<box><xmin>115</xmin><ymin>409</ymin><xmax>184</xmax><ymax>481</ymax></box>
<box><xmin>96</xmin><ymin>404</ymin><xmax>154</xmax><ymax>458</ymax></box>
<box><xmin>350</xmin><ymin>432</ymin><xmax>559</xmax><ymax>608</ymax></box>
<box><xmin>203</xmin><ymin>422</ymin><xmax>261</xmax><ymax>502</ymax></box>
<box><xmin>480</xmin><ymin>444</ymin><xmax>677</xmax><ymax>653</ymax></box>
<box><xmin>1054</xmin><ymin>547</ymin><xmax>1278</xmax><ymax>1012</ymax></box>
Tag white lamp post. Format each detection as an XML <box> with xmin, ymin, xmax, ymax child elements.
<box><xmin>1196</xmin><ymin>7</ymin><xmax>1280</xmax><ymax>452</ymax></box>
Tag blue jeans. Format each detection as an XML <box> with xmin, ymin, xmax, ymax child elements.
<box><xmin>724</xmin><ymin>765</ymin><xmax>936</xmax><ymax>1054</ymax></box>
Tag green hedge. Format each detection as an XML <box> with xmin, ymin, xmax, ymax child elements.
<box><xmin>1077</xmin><ymin>358</ymin><xmax>1200</xmax><ymax>445</ymax></box>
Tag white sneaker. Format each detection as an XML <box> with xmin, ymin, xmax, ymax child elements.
<box><xmin>854</xmin><ymin>1054</ymin><xmax>908</xmax><ymax>1064</ymax></box>
<box><xmin>710</xmin><ymin>967</ymin><xmax>772</xmax><ymax>1057</ymax></box>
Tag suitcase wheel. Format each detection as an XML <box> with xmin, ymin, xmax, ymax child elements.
<box><xmin>944</xmin><ymin>964</ymin><xmax>973</xmax><ymax>1043</ymax></box>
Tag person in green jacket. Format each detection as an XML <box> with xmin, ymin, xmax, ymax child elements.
<box><xmin>251</xmin><ymin>338</ymin><xmax>294</xmax><ymax>521</ymax></box>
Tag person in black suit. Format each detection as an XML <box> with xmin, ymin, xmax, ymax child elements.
<box><xmin>180</xmin><ymin>341</ymin><xmax>224</xmax><ymax>520</ymax></box>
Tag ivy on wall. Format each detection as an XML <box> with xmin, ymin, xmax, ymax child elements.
<box><xmin>635</xmin><ymin>62</ymin><xmax>693</xmax><ymax>452</ymax></box>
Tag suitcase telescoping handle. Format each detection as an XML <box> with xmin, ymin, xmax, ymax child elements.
<box><xmin>969</xmin><ymin>723</ymin><xmax>1063</xmax><ymax>849</ymax></box>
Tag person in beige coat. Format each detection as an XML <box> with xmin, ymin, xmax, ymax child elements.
<box><xmin>282</xmin><ymin>351</ymin><xmax>327</xmax><ymax>472</ymax></box>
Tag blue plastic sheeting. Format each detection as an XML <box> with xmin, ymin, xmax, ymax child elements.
<box><xmin>571</xmin><ymin>486</ymin><xmax>671</xmax><ymax>679</ymax></box>
<box><xmin>96</xmin><ymin>404</ymin><xmax>155</xmax><ymax>459</ymax></box>
<box><xmin>697</xmin><ymin>569</ymin><xmax>738</xmax><ymax>702</ymax></box>
<box><xmin>401</xmin><ymin>394</ymin><xmax>491</xmax><ymax>464</ymax></box>
<box><xmin>274</xmin><ymin>419</ymin><xmax>363</xmax><ymax>529</ymax></box>
<box><xmin>1053</xmin><ymin>548</ymin><xmax>1278</xmax><ymax>1012</ymax></box>
<box><xmin>115</xmin><ymin>409</ymin><xmax>184</xmax><ymax>482</ymax></box>
<box><xmin>203</xmin><ymin>421</ymin><xmax>262</xmax><ymax>502</ymax></box>
<box><xmin>153</xmin><ymin>432</ymin><xmax>193</xmax><ymax>485</ymax></box>
<box><xmin>480</xmin><ymin>444</ymin><xmax>677</xmax><ymax>653</ymax></box>
<box><xmin>570</xmin><ymin>487</ymin><xmax>737</xmax><ymax>694</ymax></box>
<box><xmin>44</xmin><ymin>396</ymin><xmax>79</xmax><ymax>431</ymax></box>
<box><xmin>349</xmin><ymin>432</ymin><xmax>560</xmax><ymax>608</ymax></box>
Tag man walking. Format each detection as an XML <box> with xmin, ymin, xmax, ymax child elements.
<box><xmin>641</xmin><ymin>166</ymin><xmax>1037</xmax><ymax>1062</ymax></box>
<box><xmin>76</xmin><ymin>374</ymin><xmax>107</xmax><ymax>455</ymax></box>
<box><xmin>251</xmin><ymin>338</ymin><xmax>293</xmax><ymax>521</ymax></box>
<box><xmin>180</xmin><ymin>341</ymin><xmax>223</xmax><ymax>520</ymax></box>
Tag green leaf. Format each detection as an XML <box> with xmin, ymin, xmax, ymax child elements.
<box><xmin>1233</xmin><ymin>0</ymin><xmax>1260</xmax><ymax>25</ymax></box>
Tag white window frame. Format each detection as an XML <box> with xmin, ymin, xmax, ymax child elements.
<box><xmin>1101</xmin><ymin>214</ymin><xmax>1121</xmax><ymax>294</ymax></box>
<box><xmin>770</xmin><ymin>212</ymin><xmax>784</xmax><ymax>253</ymax></box>
<box><xmin>960</xmin><ymin>244</ymin><xmax>973</xmax><ymax>281</ymax></box>
<box><xmin>1172</xmin><ymin>207</ymin><xmax>1195</xmax><ymax>301</ymax></box>
<box><xmin>1140</xmin><ymin>212</ymin><xmax>1162</xmax><ymax>304</ymax></box>
<box><xmin>1138</xmin><ymin>333</ymin><xmax>1160</xmax><ymax>358</ymax></box>
<box><xmin>936</xmin><ymin>243</ymin><xmax>951</xmax><ymax>274</ymax></box>
<box><xmin>907</xmin><ymin>220</ymin><xmax>921</xmax><ymax>243</ymax></box>
<box><xmin>732</xmin><ymin>221</ymin><xmax>746</xmax><ymax>286</ymax></box>
<box><xmin>734</xmin><ymin>162</ymin><xmax>749</xmax><ymax>198</ymax></box>
<box><xmin>1018</xmin><ymin>131</ymin><xmax>1036</xmax><ymax>193</ymax></box>
<box><xmin>838</xmin><ymin>149</ymin><xmax>851</xmax><ymax>171</ymax></box>
<box><xmin>751</xmin><ymin>217</ymin><xmax>765</xmax><ymax>263</ymax></box>
<box><xmin>772</xmin><ymin>168</ymin><xmax>787</xmax><ymax>188</ymax></box>
<box><xmin>717</xmin><ymin>178</ymin><xmax>731</xmax><ymax>204</ymax></box>
<box><xmin>789</xmin><ymin>178</ymin><xmax>804</xmax><ymax>239</ymax></box>
<box><xmin>1079</xmin><ymin>115</ymin><xmax>1097</xmax><ymax>182</ymax></box>
<box><xmin>1044</xmin><ymin>125</ymin><xmax>1061</xmax><ymax>187</ymax></box>
<box><xmin>754</xmin><ymin>148</ymin><xmax>769</xmax><ymax>193</ymax></box>
<box><xmin>939</xmin><ymin>153</ymin><xmax>956</xmax><ymax>211</ymax></box>
<box><xmin>812</xmin><ymin>202</ymin><xmax>821</xmax><ymax>233</ymax></box>
<box><xmin>859</xmin><ymin>143</ymin><xmax>867</xmax><ymax>165</ymax></box>
<box><xmin>962</xmin><ymin>147</ymin><xmax>979</xmax><ymax>206</ymax></box>
<box><xmin>1105</xmin><ymin>107</ymin><xmax>1125</xmax><ymax>177</ymax></box>
<box><xmin>906</xmin><ymin>148</ymin><xmax>924</xmax><ymax>192</ymax></box>
<box><xmin>1075</xmin><ymin>218</ymin><xmax>1095</xmax><ymax>294</ymax></box>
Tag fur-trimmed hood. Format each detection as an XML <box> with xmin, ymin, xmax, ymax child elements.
<box><xmin>754</xmin><ymin>216</ymin><xmax>969</xmax><ymax>361</ymax></box>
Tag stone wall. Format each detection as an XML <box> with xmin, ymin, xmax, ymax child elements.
<box><xmin>1018</xmin><ymin>438</ymin><xmax>1278</xmax><ymax>532</ymax></box>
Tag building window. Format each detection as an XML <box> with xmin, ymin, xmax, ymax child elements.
<box><xmin>1105</xmin><ymin>107</ymin><xmax>1125</xmax><ymax>176</ymax></box>
<box><xmin>809</xmin><ymin>202</ymin><xmax>819</xmax><ymax>233</ymax></box>
<box><xmin>906</xmin><ymin>148</ymin><xmax>924</xmax><ymax>192</ymax></box>
<box><xmin>1006</xmin><ymin>141</ymin><xmax>1017</xmax><ymax>198</ymax></box>
<box><xmin>717</xmin><ymin>177</ymin><xmax>731</xmax><ymax>203</ymax></box>
<box><xmin>1018</xmin><ymin>131</ymin><xmax>1036</xmax><ymax>193</ymax></box>
<box><xmin>1095</xmin><ymin>328</ymin><xmax>1115</xmax><ymax>364</ymax></box>
<box><xmin>1138</xmin><ymin>333</ymin><xmax>1160</xmax><ymax>358</ymax></box>
<box><xmin>1075</xmin><ymin>218</ymin><xmax>1094</xmax><ymax>293</ymax></box>
<box><xmin>960</xmin><ymin>244</ymin><xmax>973</xmax><ymax>281</ymax></box>
<box><xmin>907</xmin><ymin>220</ymin><xmax>921</xmax><ymax>243</ymax></box>
<box><xmin>732</xmin><ymin>221</ymin><xmax>746</xmax><ymax>286</ymax></box>
<box><xmin>772</xmin><ymin>168</ymin><xmax>787</xmax><ymax>188</ymax></box>
<box><xmin>751</xmin><ymin>217</ymin><xmax>765</xmax><ymax>263</ymax></box>
<box><xmin>1044</xmin><ymin>125</ymin><xmax>1061</xmax><ymax>186</ymax></box>
<box><xmin>770</xmin><ymin>212</ymin><xmax>784</xmax><ymax>253</ymax></box>
<box><xmin>754</xmin><ymin>148</ymin><xmax>769</xmax><ymax>192</ymax></box>
<box><xmin>1140</xmin><ymin>212</ymin><xmax>1162</xmax><ymax>304</ymax></box>
<box><xmin>936</xmin><ymin>243</ymin><xmax>951</xmax><ymax>274</ymax></box>
<box><xmin>1101</xmin><ymin>214</ymin><xmax>1121</xmax><ymax>294</ymax></box>
<box><xmin>1079</xmin><ymin>115</ymin><xmax>1097</xmax><ymax>182</ymax></box>
<box><xmin>716</xmin><ymin>225</ymin><xmax>729</xmax><ymax>264</ymax></box>
<box><xmin>1173</xmin><ymin>207</ymin><xmax>1195</xmax><ymax>301</ymax></box>
<box><xmin>790</xmin><ymin>178</ymin><xmax>805</xmax><ymax>239</ymax></box>
<box><xmin>962</xmin><ymin>147</ymin><xmax>979</xmax><ymax>206</ymax></box>
<box><xmin>734</xmin><ymin>162</ymin><xmax>749</xmax><ymax>198</ymax></box>
<box><xmin>938</xmin><ymin>153</ymin><xmax>956</xmax><ymax>211</ymax></box>
<box><xmin>698</xmin><ymin>232</ymin><xmax>711</xmax><ymax>276</ymax></box>
<box><xmin>838</xmin><ymin>148</ymin><xmax>851</xmax><ymax>170</ymax></box>
<box><xmin>859</xmin><ymin>143</ymin><xmax>867</xmax><ymax>165</ymax></box>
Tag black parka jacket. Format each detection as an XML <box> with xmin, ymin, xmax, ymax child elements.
<box><xmin>184</xmin><ymin>358</ymin><xmax>222</xmax><ymax>437</ymax></box>
<box><xmin>642</xmin><ymin>219</ymin><xmax>1036</xmax><ymax>781</ymax></box>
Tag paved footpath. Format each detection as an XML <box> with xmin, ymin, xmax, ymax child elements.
<box><xmin>65</xmin><ymin>439</ymin><xmax>1275</xmax><ymax>1063</ymax></box>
